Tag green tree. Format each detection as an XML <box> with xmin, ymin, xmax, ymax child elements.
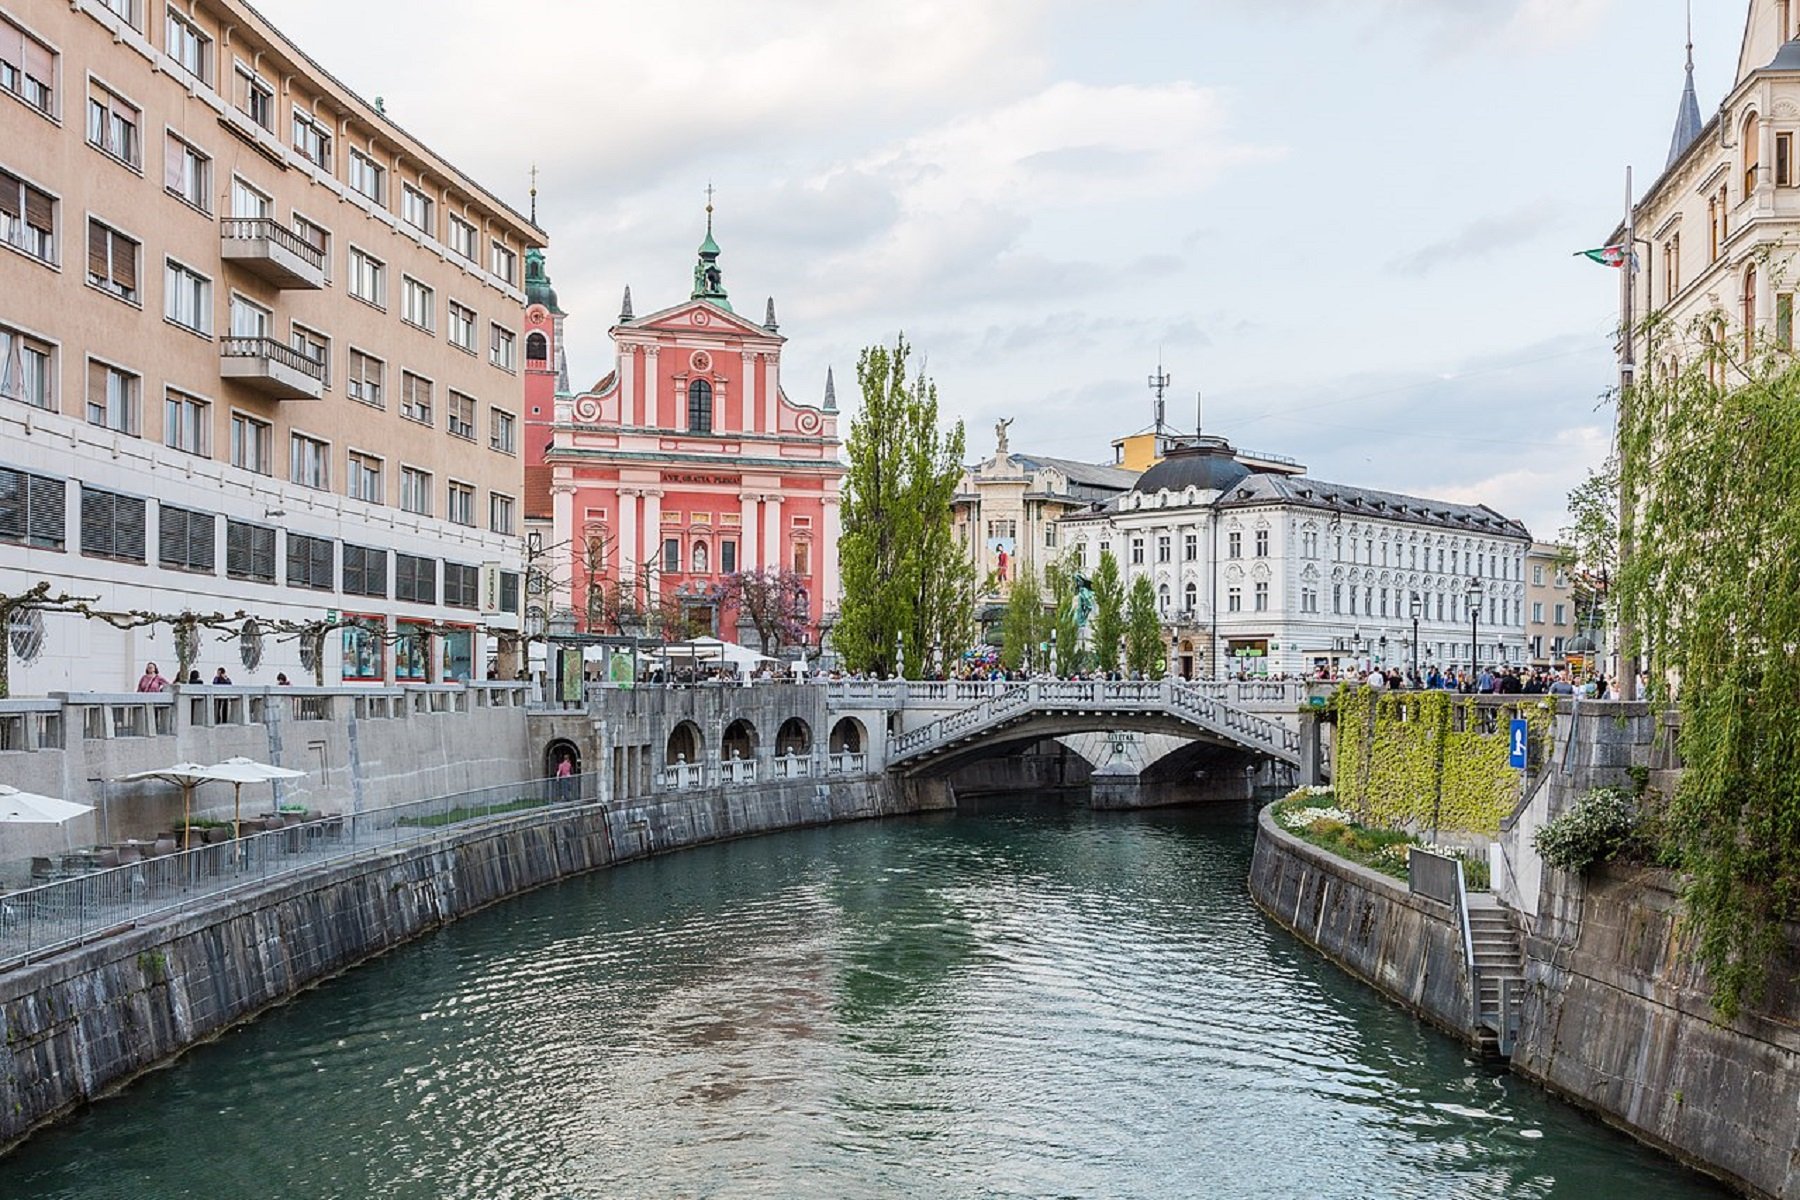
<box><xmin>1001</xmin><ymin>567</ymin><xmax>1044</xmax><ymax>673</ymax></box>
<box><xmin>835</xmin><ymin>336</ymin><xmax>972</xmax><ymax>677</ymax></box>
<box><xmin>1124</xmin><ymin>575</ymin><xmax>1165</xmax><ymax>678</ymax></box>
<box><xmin>1090</xmin><ymin>550</ymin><xmax>1124</xmax><ymax>674</ymax></box>
<box><xmin>1044</xmin><ymin>553</ymin><xmax>1083</xmax><ymax>676</ymax></box>
<box><xmin>1617</xmin><ymin>309</ymin><xmax>1800</xmax><ymax>1017</ymax></box>
<box><xmin>1557</xmin><ymin>455</ymin><xmax>1619</xmax><ymax>638</ymax></box>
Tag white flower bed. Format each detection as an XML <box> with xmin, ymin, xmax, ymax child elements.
<box><xmin>1278</xmin><ymin>805</ymin><xmax>1354</xmax><ymax>830</ymax></box>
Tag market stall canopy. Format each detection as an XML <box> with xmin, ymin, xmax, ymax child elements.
<box><xmin>0</xmin><ymin>785</ymin><xmax>93</xmax><ymax>824</ymax></box>
<box><xmin>661</xmin><ymin>637</ymin><xmax>776</xmax><ymax>670</ymax></box>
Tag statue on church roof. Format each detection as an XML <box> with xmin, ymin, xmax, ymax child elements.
<box><xmin>691</xmin><ymin>188</ymin><xmax>732</xmax><ymax>312</ymax></box>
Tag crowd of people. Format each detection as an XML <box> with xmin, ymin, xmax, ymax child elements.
<box><xmin>1324</xmin><ymin>663</ymin><xmax>1609</xmax><ymax>696</ymax></box>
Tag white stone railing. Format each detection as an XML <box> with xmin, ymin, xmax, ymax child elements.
<box><xmin>828</xmin><ymin>751</ymin><xmax>868</xmax><ymax>775</ymax></box>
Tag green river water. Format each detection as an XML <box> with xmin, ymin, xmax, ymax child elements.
<box><xmin>0</xmin><ymin>798</ymin><xmax>1732</xmax><ymax>1198</ymax></box>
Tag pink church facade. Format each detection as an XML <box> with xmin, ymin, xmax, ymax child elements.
<box><xmin>522</xmin><ymin>219</ymin><xmax>844</xmax><ymax>647</ymax></box>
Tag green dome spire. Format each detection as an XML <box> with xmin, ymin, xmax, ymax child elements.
<box><xmin>691</xmin><ymin>189</ymin><xmax>731</xmax><ymax>311</ymax></box>
<box><xmin>524</xmin><ymin>247</ymin><xmax>563</xmax><ymax>315</ymax></box>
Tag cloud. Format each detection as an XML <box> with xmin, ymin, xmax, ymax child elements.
<box><xmin>1387</xmin><ymin>200</ymin><xmax>1562</xmax><ymax>277</ymax></box>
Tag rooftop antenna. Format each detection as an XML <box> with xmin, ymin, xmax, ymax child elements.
<box><xmin>1148</xmin><ymin>355</ymin><xmax>1170</xmax><ymax>437</ymax></box>
<box><xmin>1195</xmin><ymin>390</ymin><xmax>1203</xmax><ymax>437</ymax></box>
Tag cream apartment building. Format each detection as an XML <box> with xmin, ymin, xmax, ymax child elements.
<box><xmin>0</xmin><ymin>0</ymin><xmax>541</xmax><ymax>691</ymax></box>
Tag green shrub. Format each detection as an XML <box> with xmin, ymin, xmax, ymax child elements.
<box><xmin>1533</xmin><ymin>786</ymin><xmax>1637</xmax><ymax>872</ymax></box>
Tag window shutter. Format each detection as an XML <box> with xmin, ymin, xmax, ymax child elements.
<box><xmin>343</xmin><ymin>545</ymin><xmax>363</xmax><ymax>595</ymax></box>
<box><xmin>115</xmin><ymin>233</ymin><xmax>137</xmax><ymax>292</ymax></box>
<box><xmin>21</xmin><ymin>35</ymin><xmax>51</xmax><ymax>84</ymax></box>
<box><xmin>80</xmin><ymin>487</ymin><xmax>113</xmax><ymax>557</ymax></box>
<box><xmin>88</xmin><ymin>220</ymin><xmax>108</xmax><ymax>279</ymax></box>
<box><xmin>119</xmin><ymin>494</ymin><xmax>144</xmax><ymax>561</ymax></box>
<box><xmin>158</xmin><ymin>505</ymin><xmax>186</xmax><ymax>566</ymax></box>
<box><xmin>370</xmin><ymin>549</ymin><xmax>388</xmax><ymax>597</ymax></box>
<box><xmin>0</xmin><ymin>467</ymin><xmax>22</xmax><ymax>542</ymax></box>
<box><xmin>226</xmin><ymin>518</ymin><xmax>249</xmax><ymax>575</ymax></box>
<box><xmin>0</xmin><ymin>21</ymin><xmax>24</xmax><ymax>75</ymax></box>
<box><xmin>252</xmin><ymin>525</ymin><xmax>274</xmax><ymax>581</ymax></box>
<box><xmin>22</xmin><ymin>181</ymin><xmax>50</xmax><ymax>231</ymax></box>
<box><xmin>311</xmin><ymin>537</ymin><xmax>333</xmax><ymax>589</ymax></box>
<box><xmin>164</xmin><ymin>135</ymin><xmax>185</xmax><ymax>192</ymax></box>
<box><xmin>0</xmin><ymin>171</ymin><xmax>20</xmax><ymax>220</ymax></box>
<box><xmin>188</xmin><ymin>509</ymin><xmax>213</xmax><ymax>572</ymax></box>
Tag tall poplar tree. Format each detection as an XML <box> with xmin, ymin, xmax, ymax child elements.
<box><xmin>835</xmin><ymin>336</ymin><xmax>973</xmax><ymax>677</ymax></box>
<box><xmin>1090</xmin><ymin>551</ymin><xmax>1125</xmax><ymax>674</ymax></box>
<box><xmin>1001</xmin><ymin>566</ymin><xmax>1044</xmax><ymax>672</ymax></box>
<box><xmin>1125</xmin><ymin>575</ymin><xmax>1165</xmax><ymax>679</ymax></box>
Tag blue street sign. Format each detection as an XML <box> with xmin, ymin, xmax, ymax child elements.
<box><xmin>1508</xmin><ymin>718</ymin><xmax>1529</xmax><ymax>769</ymax></box>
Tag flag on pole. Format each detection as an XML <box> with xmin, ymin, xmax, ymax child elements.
<box><xmin>1575</xmin><ymin>244</ymin><xmax>1635</xmax><ymax>268</ymax></box>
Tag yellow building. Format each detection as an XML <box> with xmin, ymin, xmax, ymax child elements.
<box><xmin>0</xmin><ymin>0</ymin><xmax>542</xmax><ymax>689</ymax></box>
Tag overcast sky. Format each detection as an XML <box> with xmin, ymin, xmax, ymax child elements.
<box><xmin>259</xmin><ymin>0</ymin><xmax>1742</xmax><ymax>540</ymax></box>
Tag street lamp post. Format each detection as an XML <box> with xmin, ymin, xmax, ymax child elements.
<box><xmin>1466</xmin><ymin>576</ymin><xmax>1484</xmax><ymax>682</ymax></box>
<box><xmin>1378</xmin><ymin>635</ymin><xmax>1388</xmax><ymax>668</ymax></box>
<box><xmin>1409</xmin><ymin>593</ymin><xmax>1422</xmax><ymax>681</ymax></box>
<box><xmin>1049</xmin><ymin>628</ymin><xmax>1058</xmax><ymax>678</ymax></box>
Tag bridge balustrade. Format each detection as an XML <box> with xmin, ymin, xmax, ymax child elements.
<box><xmin>828</xmin><ymin>751</ymin><xmax>868</xmax><ymax>775</ymax></box>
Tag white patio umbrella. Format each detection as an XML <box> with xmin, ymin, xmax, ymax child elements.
<box><xmin>204</xmin><ymin>757</ymin><xmax>306</xmax><ymax>838</ymax></box>
<box><xmin>113</xmin><ymin>762</ymin><xmax>223</xmax><ymax>848</ymax></box>
<box><xmin>0</xmin><ymin>785</ymin><xmax>94</xmax><ymax>825</ymax></box>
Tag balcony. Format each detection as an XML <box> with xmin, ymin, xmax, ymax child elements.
<box><xmin>219</xmin><ymin>218</ymin><xmax>326</xmax><ymax>289</ymax></box>
<box><xmin>220</xmin><ymin>337</ymin><xmax>325</xmax><ymax>399</ymax></box>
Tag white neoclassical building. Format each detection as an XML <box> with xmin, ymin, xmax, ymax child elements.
<box><xmin>1058</xmin><ymin>437</ymin><xmax>1532</xmax><ymax>678</ymax></box>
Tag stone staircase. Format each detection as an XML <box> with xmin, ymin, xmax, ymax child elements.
<box><xmin>1465</xmin><ymin>892</ymin><xmax>1525</xmax><ymax>1056</ymax></box>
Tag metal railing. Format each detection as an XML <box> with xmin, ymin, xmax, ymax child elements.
<box><xmin>220</xmin><ymin>335</ymin><xmax>326</xmax><ymax>379</ymax></box>
<box><xmin>0</xmin><ymin>770</ymin><xmax>600</xmax><ymax>971</ymax></box>
<box><xmin>220</xmin><ymin>216</ymin><xmax>326</xmax><ymax>269</ymax></box>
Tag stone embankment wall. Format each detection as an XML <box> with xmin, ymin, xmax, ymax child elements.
<box><xmin>1248</xmin><ymin>806</ymin><xmax>1475</xmax><ymax>1045</ymax></box>
<box><xmin>0</xmin><ymin>774</ymin><xmax>937</xmax><ymax>1150</ymax></box>
<box><xmin>1511</xmin><ymin>864</ymin><xmax>1800</xmax><ymax>1200</ymax></box>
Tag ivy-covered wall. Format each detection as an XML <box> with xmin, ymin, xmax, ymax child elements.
<box><xmin>1331</xmin><ymin>689</ymin><xmax>1552</xmax><ymax>836</ymax></box>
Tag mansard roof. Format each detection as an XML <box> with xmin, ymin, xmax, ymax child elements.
<box><xmin>1217</xmin><ymin>474</ymin><xmax>1531</xmax><ymax>538</ymax></box>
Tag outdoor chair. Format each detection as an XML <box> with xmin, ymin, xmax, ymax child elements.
<box><xmin>117</xmin><ymin>847</ymin><xmax>143</xmax><ymax>866</ymax></box>
<box><xmin>29</xmin><ymin>857</ymin><xmax>53</xmax><ymax>883</ymax></box>
<box><xmin>99</xmin><ymin>849</ymin><xmax>121</xmax><ymax>870</ymax></box>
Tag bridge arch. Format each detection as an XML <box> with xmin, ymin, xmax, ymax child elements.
<box><xmin>666</xmin><ymin>720</ymin><xmax>704</xmax><ymax>764</ymax></box>
<box><xmin>829</xmin><ymin>717</ymin><xmax>866</xmax><ymax>754</ymax></box>
<box><xmin>722</xmin><ymin>718</ymin><xmax>758</xmax><ymax>761</ymax></box>
<box><xmin>775</xmin><ymin>717</ymin><xmax>811</xmax><ymax>756</ymax></box>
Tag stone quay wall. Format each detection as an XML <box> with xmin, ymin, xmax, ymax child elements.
<box><xmin>0</xmin><ymin>773</ymin><xmax>938</xmax><ymax>1151</ymax></box>
<box><xmin>1248</xmin><ymin>806</ymin><xmax>1477</xmax><ymax>1046</ymax></box>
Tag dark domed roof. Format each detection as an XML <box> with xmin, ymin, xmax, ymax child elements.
<box><xmin>1770</xmin><ymin>38</ymin><xmax>1800</xmax><ymax>72</ymax></box>
<box><xmin>1134</xmin><ymin>437</ymin><xmax>1251</xmax><ymax>495</ymax></box>
<box><xmin>524</xmin><ymin>248</ymin><xmax>562</xmax><ymax>314</ymax></box>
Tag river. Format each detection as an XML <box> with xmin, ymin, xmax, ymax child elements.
<box><xmin>0</xmin><ymin>798</ymin><xmax>1730</xmax><ymax>1199</ymax></box>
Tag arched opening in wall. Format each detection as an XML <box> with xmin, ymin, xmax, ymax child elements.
<box><xmin>544</xmin><ymin>738</ymin><xmax>581</xmax><ymax>778</ymax></box>
<box><xmin>1744</xmin><ymin>110</ymin><xmax>1762</xmax><ymax>197</ymax></box>
<box><xmin>775</xmin><ymin>717</ymin><xmax>811</xmax><ymax>756</ymax></box>
<box><xmin>1179</xmin><ymin>638</ymin><xmax>1195</xmax><ymax>681</ymax></box>
<box><xmin>666</xmin><ymin>720</ymin><xmax>703</xmax><ymax>765</ymax></box>
<box><xmin>526</xmin><ymin>331</ymin><xmax>548</xmax><ymax>364</ymax></box>
<box><xmin>829</xmin><ymin>717</ymin><xmax>865</xmax><ymax>754</ymax></box>
<box><xmin>721</xmin><ymin>718</ymin><xmax>758</xmax><ymax>761</ymax></box>
<box><xmin>688</xmin><ymin>379</ymin><xmax>713</xmax><ymax>432</ymax></box>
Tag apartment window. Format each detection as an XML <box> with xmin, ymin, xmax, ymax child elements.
<box><xmin>229</xmin><ymin>294</ymin><xmax>269</xmax><ymax>339</ymax></box>
<box><xmin>1130</xmin><ymin>537</ymin><xmax>1144</xmax><ymax>566</ymax></box>
<box><xmin>287</xmin><ymin>533</ymin><xmax>334</xmax><ymax>591</ymax></box>
<box><xmin>290</xmin><ymin>324</ymin><xmax>328</xmax><ymax>386</ymax></box>
<box><xmin>0</xmin><ymin>467</ymin><xmax>66</xmax><ymax>549</ymax></box>
<box><xmin>500</xmin><ymin>572</ymin><xmax>519</xmax><ymax>614</ymax></box>
<box><xmin>79</xmin><ymin>486</ymin><xmax>145</xmax><ymax>562</ymax></box>
<box><xmin>401</xmin><ymin>185</ymin><xmax>433</xmax><ymax>233</ymax></box>
<box><xmin>1255</xmin><ymin>529</ymin><xmax>1269</xmax><ymax>557</ymax></box>
<box><xmin>444</xmin><ymin>563</ymin><xmax>479</xmax><ymax>609</ymax></box>
<box><xmin>165</xmin><ymin>10</ymin><xmax>211</xmax><ymax>84</ymax></box>
<box><xmin>400</xmin><ymin>371</ymin><xmax>433</xmax><ymax>424</ymax></box>
<box><xmin>1254</xmin><ymin>581</ymin><xmax>1269</xmax><ymax>611</ymax></box>
<box><xmin>1553</xmin><ymin>603</ymin><xmax>1568</xmax><ymax>625</ymax></box>
<box><xmin>291</xmin><ymin>110</ymin><xmax>331</xmax><ymax>170</ymax></box>
<box><xmin>1781</xmin><ymin>132</ymin><xmax>1795</xmax><ymax>188</ymax></box>
<box><xmin>164</xmin><ymin>260</ymin><xmax>209</xmax><ymax>333</ymax></box>
<box><xmin>1332</xmin><ymin>583</ymin><xmax>1342</xmax><ymax>614</ymax></box>
<box><xmin>86</xmin><ymin>360</ymin><xmax>138</xmax><ymax>434</ymax></box>
<box><xmin>0</xmin><ymin>325</ymin><xmax>53</xmax><ymax>409</ymax></box>
<box><xmin>1530</xmin><ymin>601</ymin><xmax>1544</xmax><ymax>624</ymax></box>
<box><xmin>448</xmin><ymin>391</ymin><xmax>476</xmax><ymax>440</ymax></box>
<box><xmin>1184</xmin><ymin>533</ymin><xmax>1198</xmax><ymax>561</ymax></box>
<box><xmin>1186</xmin><ymin>582</ymin><xmax>1200</xmax><ymax>613</ymax></box>
<box><xmin>0</xmin><ymin>168</ymin><xmax>56</xmax><ymax>263</ymax></box>
<box><xmin>1532</xmin><ymin>564</ymin><xmax>1544</xmax><ymax>586</ymax></box>
<box><xmin>343</xmin><ymin>544</ymin><xmax>387</xmax><ymax>598</ymax></box>
<box><xmin>230</xmin><ymin>176</ymin><xmax>270</xmax><ymax>219</ymax></box>
<box><xmin>230</xmin><ymin>413</ymin><xmax>270</xmax><ymax>474</ymax></box>
<box><xmin>156</xmin><ymin>134</ymin><xmax>204</xmax><ymax>217</ymax></box>
<box><xmin>720</xmin><ymin>540</ymin><xmax>737</xmax><ymax>574</ymax></box>
<box><xmin>489</xmin><ymin>324</ymin><xmax>515</xmax><ymax>370</ymax></box>
<box><xmin>348</xmin><ymin>247</ymin><xmax>384</xmax><ymax>306</ymax></box>
<box><xmin>447</xmin><ymin>480</ymin><xmax>474</xmax><ymax>526</ymax></box>
<box><xmin>1156</xmin><ymin>534</ymin><xmax>1170</xmax><ymax>563</ymax></box>
<box><xmin>490</xmin><ymin>408</ymin><xmax>517</xmax><ymax>454</ymax></box>
<box><xmin>1436</xmin><ymin>593</ymin><xmax>1445</xmax><ymax>621</ymax></box>
<box><xmin>491</xmin><ymin>241</ymin><xmax>517</xmax><ymax>285</ymax></box>
<box><xmin>347</xmin><ymin>149</ymin><xmax>384</xmax><ymax>205</ymax></box>
<box><xmin>401</xmin><ymin>275</ymin><xmax>434</xmax><ymax>331</ymax></box>
<box><xmin>1</xmin><ymin>17</ymin><xmax>58</xmax><ymax>116</ymax></box>
<box><xmin>346</xmin><ymin>450</ymin><xmax>383</xmax><ymax>504</ymax></box>
<box><xmin>448</xmin><ymin>215</ymin><xmax>476</xmax><ymax>260</ymax></box>
<box><xmin>87</xmin><ymin>82</ymin><xmax>141</xmax><ymax>168</ymax></box>
<box><xmin>292</xmin><ymin>214</ymin><xmax>327</xmax><ymax>268</ymax></box>
<box><xmin>347</xmin><ymin>349</ymin><xmax>384</xmax><ymax>408</ymax></box>
<box><xmin>400</xmin><ymin>466</ymin><xmax>432</xmax><ymax>515</ymax></box>
<box><xmin>102</xmin><ymin>0</ymin><xmax>139</xmax><ymax>26</ymax></box>
<box><xmin>163</xmin><ymin>389</ymin><xmax>208</xmax><ymax>455</ymax></box>
<box><xmin>87</xmin><ymin>220</ymin><xmax>139</xmax><ymax>302</ymax></box>
<box><xmin>395</xmin><ymin>552</ymin><xmax>436</xmax><ymax>603</ymax></box>
<box><xmin>1227</xmin><ymin>587</ymin><xmax>1241</xmax><ymax>613</ymax></box>
<box><xmin>232</xmin><ymin>62</ymin><xmax>273</xmax><ymax>129</ymax></box>
<box><xmin>157</xmin><ymin>504</ymin><xmax>213</xmax><ymax>573</ymax></box>
<box><xmin>289</xmin><ymin>432</ymin><xmax>328</xmax><ymax>490</ymax></box>
<box><xmin>1665</xmin><ymin>232</ymin><xmax>1681</xmax><ymax>302</ymax></box>
<box><xmin>1380</xmin><ymin>588</ymin><xmax>1389</xmax><ymax>618</ymax></box>
<box><xmin>489</xmin><ymin>493</ymin><xmax>514</xmax><ymax>535</ymax></box>
<box><xmin>448</xmin><ymin>301</ymin><xmax>476</xmax><ymax>353</ymax></box>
